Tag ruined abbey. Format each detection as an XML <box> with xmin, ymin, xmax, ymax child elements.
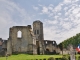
<box><xmin>0</xmin><ymin>20</ymin><xmax>59</xmax><ymax>56</ymax></box>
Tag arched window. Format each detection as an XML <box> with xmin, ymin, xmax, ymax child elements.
<box><xmin>17</xmin><ymin>30</ymin><xmax>22</xmax><ymax>38</ymax></box>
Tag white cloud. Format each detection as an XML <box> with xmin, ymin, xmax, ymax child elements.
<box><xmin>42</xmin><ymin>6</ymin><xmax>49</xmax><ymax>14</ymax></box>
<box><xmin>0</xmin><ymin>0</ymin><xmax>80</xmax><ymax>44</ymax></box>
<box><xmin>46</xmin><ymin>20</ymin><xmax>58</xmax><ymax>25</ymax></box>
<box><xmin>39</xmin><ymin>0</ymin><xmax>80</xmax><ymax>44</ymax></box>
<box><xmin>63</xmin><ymin>0</ymin><xmax>79</xmax><ymax>4</ymax></box>
<box><xmin>54</xmin><ymin>16</ymin><xmax>59</xmax><ymax>19</ymax></box>
<box><xmin>63</xmin><ymin>0</ymin><xmax>72</xmax><ymax>4</ymax></box>
<box><xmin>64</xmin><ymin>7</ymin><xmax>68</xmax><ymax>11</ymax></box>
<box><xmin>62</xmin><ymin>22</ymin><xmax>72</xmax><ymax>30</ymax></box>
<box><xmin>33</xmin><ymin>6</ymin><xmax>39</xmax><ymax>11</ymax></box>
<box><xmin>0</xmin><ymin>0</ymin><xmax>31</xmax><ymax>39</ymax></box>
<box><xmin>76</xmin><ymin>13</ymin><xmax>80</xmax><ymax>17</ymax></box>
<box><xmin>58</xmin><ymin>13</ymin><xmax>61</xmax><ymax>15</ymax></box>
<box><xmin>72</xmin><ymin>8</ymin><xmax>80</xmax><ymax>14</ymax></box>
<box><xmin>54</xmin><ymin>3</ymin><xmax>63</xmax><ymax>13</ymax></box>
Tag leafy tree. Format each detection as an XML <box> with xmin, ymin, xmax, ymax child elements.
<box><xmin>58</xmin><ymin>33</ymin><xmax>80</xmax><ymax>49</ymax></box>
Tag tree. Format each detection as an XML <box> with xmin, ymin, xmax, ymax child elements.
<box><xmin>58</xmin><ymin>43</ymin><xmax>63</xmax><ymax>55</ymax></box>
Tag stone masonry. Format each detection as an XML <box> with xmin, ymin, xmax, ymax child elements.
<box><xmin>0</xmin><ymin>20</ymin><xmax>58</xmax><ymax>56</ymax></box>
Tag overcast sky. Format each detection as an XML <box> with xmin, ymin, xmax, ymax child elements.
<box><xmin>0</xmin><ymin>0</ymin><xmax>80</xmax><ymax>44</ymax></box>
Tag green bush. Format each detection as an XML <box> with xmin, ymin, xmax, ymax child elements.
<box><xmin>48</xmin><ymin>57</ymin><xmax>55</xmax><ymax>60</ymax></box>
<box><xmin>78</xmin><ymin>56</ymin><xmax>80</xmax><ymax>60</ymax></box>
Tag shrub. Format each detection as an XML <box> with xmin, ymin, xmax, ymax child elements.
<box><xmin>78</xmin><ymin>56</ymin><xmax>80</xmax><ymax>60</ymax></box>
<box><xmin>48</xmin><ymin>57</ymin><xmax>55</xmax><ymax>60</ymax></box>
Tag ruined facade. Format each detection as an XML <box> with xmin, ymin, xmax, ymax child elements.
<box><xmin>7</xmin><ymin>25</ymin><xmax>37</xmax><ymax>55</ymax></box>
<box><xmin>44</xmin><ymin>40</ymin><xmax>59</xmax><ymax>54</ymax></box>
<box><xmin>0</xmin><ymin>20</ymin><xmax>58</xmax><ymax>56</ymax></box>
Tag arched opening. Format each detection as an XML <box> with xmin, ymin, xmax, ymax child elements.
<box><xmin>17</xmin><ymin>30</ymin><xmax>22</xmax><ymax>38</ymax></box>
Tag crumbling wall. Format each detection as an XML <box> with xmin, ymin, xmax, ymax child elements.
<box><xmin>7</xmin><ymin>25</ymin><xmax>37</xmax><ymax>54</ymax></box>
<box><xmin>30</xmin><ymin>29</ymin><xmax>37</xmax><ymax>54</ymax></box>
<box><xmin>0</xmin><ymin>38</ymin><xmax>7</xmax><ymax>56</ymax></box>
<box><xmin>44</xmin><ymin>40</ymin><xmax>57</xmax><ymax>54</ymax></box>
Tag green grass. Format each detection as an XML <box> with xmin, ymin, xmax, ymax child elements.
<box><xmin>0</xmin><ymin>54</ymin><xmax>62</xmax><ymax>60</ymax></box>
<box><xmin>0</xmin><ymin>54</ymin><xmax>80</xmax><ymax>60</ymax></box>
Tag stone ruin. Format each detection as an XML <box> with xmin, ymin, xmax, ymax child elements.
<box><xmin>0</xmin><ymin>20</ymin><xmax>58</xmax><ymax>56</ymax></box>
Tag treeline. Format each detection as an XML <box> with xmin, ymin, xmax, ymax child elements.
<box><xmin>58</xmin><ymin>33</ymin><xmax>80</xmax><ymax>48</ymax></box>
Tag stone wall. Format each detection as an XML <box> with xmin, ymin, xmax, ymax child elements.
<box><xmin>7</xmin><ymin>25</ymin><xmax>37</xmax><ymax>55</ymax></box>
<box><xmin>0</xmin><ymin>20</ymin><xmax>59</xmax><ymax>56</ymax></box>
<box><xmin>0</xmin><ymin>39</ymin><xmax>7</xmax><ymax>56</ymax></box>
<box><xmin>0</xmin><ymin>38</ymin><xmax>2</xmax><ymax>46</ymax></box>
<box><xmin>33</xmin><ymin>20</ymin><xmax>44</xmax><ymax>54</ymax></box>
<box><xmin>44</xmin><ymin>40</ymin><xmax>57</xmax><ymax>54</ymax></box>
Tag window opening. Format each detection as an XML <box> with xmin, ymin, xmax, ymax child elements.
<box><xmin>37</xmin><ymin>30</ymin><xmax>39</xmax><ymax>34</ymax></box>
<box><xmin>17</xmin><ymin>30</ymin><xmax>22</xmax><ymax>38</ymax></box>
<box><xmin>46</xmin><ymin>41</ymin><xmax>47</xmax><ymax>44</ymax></box>
<box><xmin>53</xmin><ymin>41</ymin><xmax>54</xmax><ymax>44</ymax></box>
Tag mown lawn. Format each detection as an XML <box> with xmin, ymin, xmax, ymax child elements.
<box><xmin>0</xmin><ymin>54</ymin><xmax>62</xmax><ymax>60</ymax></box>
<box><xmin>0</xmin><ymin>54</ymin><xmax>80</xmax><ymax>60</ymax></box>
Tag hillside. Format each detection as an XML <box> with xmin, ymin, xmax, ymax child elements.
<box><xmin>58</xmin><ymin>33</ymin><xmax>80</xmax><ymax>48</ymax></box>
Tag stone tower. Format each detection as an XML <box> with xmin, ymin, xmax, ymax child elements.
<box><xmin>33</xmin><ymin>20</ymin><xmax>44</xmax><ymax>54</ymax></box>
<box><xmin>7</xmin><ymin>25</ymin><xmax>37</xmax><ymax>55</ymax></box>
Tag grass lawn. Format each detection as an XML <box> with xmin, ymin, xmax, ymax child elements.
<box><xmin>0</xmin><ymin>54</ymin><xmax>63</xmax><ymax>60</ymax></box>
<box><xmin>0</xmin><ymin>54</ymin><xmax>80</xmax><ymax>60</ymax></box>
